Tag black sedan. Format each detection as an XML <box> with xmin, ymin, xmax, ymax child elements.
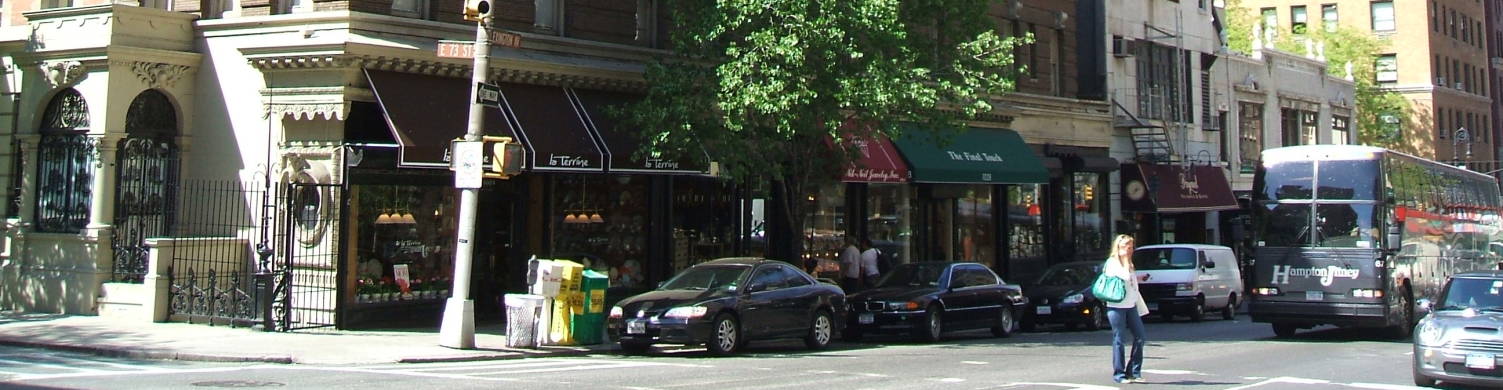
<box><xmin>844</xmin><ymin>262</ymin><xmax>1025</xmax><ymax>342</ymax></box>
<box><xmin>1021</xmin><ymin>261</ymin><xmax>1109</xmax><ymax>332</ymax></box>
<box><xmin>607</xmin><ymin>258</ymin><xmax>846</xmax><ymax>355</ymax></box>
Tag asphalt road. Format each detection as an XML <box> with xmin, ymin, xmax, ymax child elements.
<box><xmin>0</xmin><ymin>315</ymin><xmax>1486</xmax><ymax>390</ymax></box>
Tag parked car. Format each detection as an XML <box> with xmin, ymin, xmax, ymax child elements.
<box><xmin>606</xmin><ymin>258</ymin><xmax>845</xmax><ymax>355</ymax></box>
<box><xmin>1133</xmin><ymin>244</ymin><xmax>1243</xmax><ymax>321</ymax></box>
<box><xmin>1413</xmin><ymin>271</ymin><xmax>1503</xmax><ymax>388</ymax></box>
<box><xmin>844</xmin><ymin>262</ymin><xmax>1025</xmax><ymax>342</ymax></box>
<box><xmin>1022</xmin><ymin>261</ymin><xmax>1109</xmax><ymax>331</ymax></box>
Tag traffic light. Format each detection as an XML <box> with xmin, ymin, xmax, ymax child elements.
<box><xmin>483</xmin><ymin>136</ymin><xmax>524</xmax><ymax>179</ymax></box>
<box><xmin>463</xmin><ymin>0</ymin><xmax>492</xmax><ymax>22</ymax></box>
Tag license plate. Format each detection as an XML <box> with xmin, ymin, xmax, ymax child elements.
<box><xmin>1036</xmin><ymin>306</ymin><xmax>1052</xmax><ymax>315</ymax></box>
<box><xmin>627</xmin><ymin>320</ymin><xmax>646</xmax><ymax>334</ymax></box>
<box><xmin>1306</xmin><ymin>291</ymin><xmax>1324</xmax><ymax>301</ymax></box>
<box><xmin>858</xmin><ymin>313</ymin><xmax>874</xmax><ymax>324</ymax></box>
<box><xmin>1468</xmin><ymin>353</ymin><xmax>1496</xmax><ymax>370</ymax></box>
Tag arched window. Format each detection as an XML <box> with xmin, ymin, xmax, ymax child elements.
<box><xmin>35</xmin><ymin>88</ymin><xmax>93</xmax><ymax>233</ymax></box>
<box><xmin>113</xmin><ymin>89</ymin><xmax>180</xmax><ymax>282</ymax></box>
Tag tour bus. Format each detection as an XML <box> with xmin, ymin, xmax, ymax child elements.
<box><xmin>1249</xmin><ymin>145</ymin><xmax>1502</xmax><ymax>338</ymax></box>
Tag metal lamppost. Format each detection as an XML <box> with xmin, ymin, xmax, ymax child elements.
<box><xmin>1454</xmin><ymin>127</ymin><xmax>1472</xmax><ymax>170</ymax></box>
<box><xmin>438</xmin><ymin>0</ymin><xmax>495</xmax><ymax>350</ymax></box>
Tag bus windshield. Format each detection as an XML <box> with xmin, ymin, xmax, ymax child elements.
<box><xmin>1254</xmin><ymin>158</ymin><xmax>1381</xmax><ymax>248</ymax></box>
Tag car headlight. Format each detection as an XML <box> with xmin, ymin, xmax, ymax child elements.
<box><xmin>1416</xmin><ymin>320</ymin><xmax>1447</xmax><ymax>347</ymax></box>
<box><xmin>1176</xmin><ymin>283</ymin><xmax>1194</xmax><ymax>291</ymax></box>
<box><xmin>1062</xmin><ymin>293</ymin><xmax>1085</xmax><ymax>304</ymax></box>
<box><xmin>887</xmin><ymin>301</ymin><xmax>920</xmax><ymax>311</ymax></box>
<box><xmin>609</xmin><ymin>306</ymin><xmax>623</xmax><ymax>319</ymax></box>
<box><xmin>663</xmin><ymin>306</ymin><xmax>709</xmax><ymax>319</ymax></box>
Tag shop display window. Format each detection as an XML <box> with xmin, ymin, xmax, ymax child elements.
<box><xmin>672</xmin><ymin>177</ymin><xmax>737</xmax><ymax>273</ymax></box>
<box><xmin>1008</xmin><ymin>184</ymin><xmax>1047</xmax><ymax>281</ymax></box>
<box><xmin>866</xmin><ymin>184</ymin><xmax>913</xmax><ymax>272</ymax></box>
<box><xmin>351</xmin><ymin>184</ymin><xmax>456</xmax><ymax>304</ymax></box>
<box><xmin>954</xmin><ymin>185</ymin><xmax>995</xmax><ymax>268</ymax></box>
<box><xmin>803</xmin><ymin>183</ymin><xmax>847</xmax><ymax>275</ymax></box>
<box><xmin>551</xmin><ymin>175</ymin><xmax>649</xmax><ymax>289</ymax></box>
<box><xmin>1072</xmin><ymin>172</ymin><xmax>1108</xmax><ymax>255</ymax></box>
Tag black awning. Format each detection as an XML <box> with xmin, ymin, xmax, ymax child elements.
<box><xmin>568</xmin><ymin>89</ymin><xmax>708</xmax><ymax>174</ymax></box>
<box><xmin>497</xmin><ymin>83</ymin><xmax>606</xmax><ymax>172</ymax></box>
<box><xmin>364</xmin><ymin>69</ymin><xmax>513</xmax><ymax>169</ymax></box>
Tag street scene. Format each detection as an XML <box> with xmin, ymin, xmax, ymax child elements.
<box><xmin>2</xmin><ymin>0</ymin><xmax>1503</xmax><ymax>389</ymax></box>
<box><xmin>0</xmin><ymin>317</ymin><xmax>1451</xmax><ymax>390</ymax></box>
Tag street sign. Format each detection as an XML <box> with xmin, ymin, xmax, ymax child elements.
<box><xmin>437</xmin><ymin>40</ymin><xmax>476</xmax><ymax>59</ymax></box>
<box><xmin>453</xmin><ymin>141</ymin><xmax>485</xmax><ymax>189</ymax></box>
<box><xmin>474</xmin><ymin>82</ymin><xmax>500</xmax><ymax>105</ymax></box>
<box><xmin>490</xmin><ymin>30</ymin><xmax>522</xmax><ymax>48</ymax></box>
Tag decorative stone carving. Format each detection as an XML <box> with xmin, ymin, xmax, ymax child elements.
<box><xmin>130</xmin><ymin>62</ymin><xmax>192</xmax><ymax>89</ymax></box>
<box><xmin>40</xmin><ymin>61</ymin><xmax>86</xmax><ymax>88</ymax></box>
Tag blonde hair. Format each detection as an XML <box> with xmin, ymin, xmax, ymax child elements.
<box><xmin>1111</xmin><ymin>234</ymin><xmax>1136</xmax><ymax>270</ymax></box>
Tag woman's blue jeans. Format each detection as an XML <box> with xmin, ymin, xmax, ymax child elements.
<box><xmin>1107</xmin><ymin>307</ymin><xmax>1146</xmax><ymax>381</ymax></box>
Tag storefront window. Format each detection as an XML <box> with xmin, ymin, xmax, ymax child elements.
<box><xmin>1007</xmin><ymin>184</ymin><xmax>1046</xmax><ymax>281</ymax></box>
<box><xmin>804</xmin><ymin>183</ymin><xmax>847</xmax><ymax>273</ymax></box>
<box><xmin>867</xmin><ymin>184</ymin><xmax>913</xmax><ymax>272</ymax></box>
<box><xmin>351</xmin><ymin>184</ymin><xmax>457</xmax><ymax>303</ymax></box>
<box><xmin>955</xmin><ymin>185</ymin><xmax>995</xmax><ymax>268</ymax></box>
<box><xmin>551</xmin><ymin>175</ymin><xmax>649</xmax><ymax>289</ymax></box>
<box><xmin>672</xmin><ymin>177</ymin><xmax>737</xmax><ymax>273</ymax></box>
<box><xmin>1072</xmin><ymin>173</ymin><xmax>1107</xmax><ymax>254</ymax></box>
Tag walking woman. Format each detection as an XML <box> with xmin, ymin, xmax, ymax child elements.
<box><xmin>1103</xmin><ymin>234</ymin><xmax>1149</xmax><ymax>384</ymax></box>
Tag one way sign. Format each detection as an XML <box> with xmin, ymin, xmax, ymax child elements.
<box><xmin>474</xmin><ymin>82</ymin><xmax>500</xmax><ymax>105</ymax></box>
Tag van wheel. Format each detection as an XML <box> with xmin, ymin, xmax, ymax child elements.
<box><xmin>1188</xmin><ymin>296</ymin><xmax>1206</xmax><ymax>322</ymax></box>
<box><xmin>1273</xmin><ymin>322</ymin><xmax>1298</xmax><ymax>338</ymax></box>
<box><xmin>1221</xmin><ymin>294</ymin><xmax>1237</xmax><ymax>320</ymax></box>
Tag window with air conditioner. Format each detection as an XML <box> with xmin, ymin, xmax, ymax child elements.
<box><xmin>1292</xmin><ymin>6</ymin><xmax>1308</xmax><ymax>34</ymax></box>
<box><xmin>1375</xmin><ymin>54</ymin><xmax>1398</xmax><ymax>85</ymax></box>
<box><xmin>1371</xmin><ymin>1</ymin><xmax>1395</xmax><ymax>32</ymax></box>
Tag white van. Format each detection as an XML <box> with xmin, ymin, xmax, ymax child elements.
<box><xmin>1132</xmin><ymin>244</ymin><xmax>1244</xmax><ymax>321</ymax></box>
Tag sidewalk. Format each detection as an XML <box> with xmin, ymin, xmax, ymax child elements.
<box><xmin>0</xmin><ymin>312</ymin><xmax>616</xmax><ymax>365</ymax></box>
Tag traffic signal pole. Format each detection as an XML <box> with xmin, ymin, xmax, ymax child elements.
<box><xmin>439</xmin><ymin>8</ymin><xmax>492</xmax><ymax>350</ymax></box>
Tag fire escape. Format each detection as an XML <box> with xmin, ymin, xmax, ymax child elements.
<box><xmin>1114</xmin><ymin>10</ymin><xmax>1188</xmax><ymax>166</ymax></box>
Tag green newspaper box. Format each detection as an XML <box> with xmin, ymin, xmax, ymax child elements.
<box><xmin>570</xmin><ymin>270</ymin><xmax>610</xmax><ymax>345</ymax></box>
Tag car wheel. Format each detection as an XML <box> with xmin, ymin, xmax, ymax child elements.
<box><xmin>916</xmin><ymin>305</ymin><xmax>943</xmax><ymax>342</ymax></box>
<box><xmin>1413</xmin><ymin>359</ymin><xmax>1437</xmax><ymax>387</ymax></box>
<box><xmin>1189</xmin><ymin>296</ymin><xmax>1206</xmax><ymax>322</ymax></box>
<box><xmin>707</xmin><ymin>313</ymin><xmax>740</xmax><ymax>356</ymax></box>
<box><xmin>619</xmin><ymin>341</ymin><xmax>650</xmax><ymax>355</ymax></box>
<box><xmin>1221</xmin><ymin>294</ymin><xmax>1237</xmax><ymax>321</ymax></box>
<box><xmin>991</xmin><ymin>307</ymin><xmax>1016</xmax><ymax>338</ymax></box>
<box><xmin>1272</xmin><ymin>322</ymin><xmax>1298</xmax><ymax>338</ymax></box>
<box><xmin>1086</xmin><ymin>304</ymin><xmax>1108</xmax><ymax>331</ymax></box>
<box><xmin>805</xmin><ymin>309</ymin><xmax>834</xmax><ymax>349</ymax></box>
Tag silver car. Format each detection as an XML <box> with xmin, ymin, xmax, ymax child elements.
<box><xmin>1413</xmin><ymin>271</ymin><xmax>1503</xmax><ymax>387</ymax></box>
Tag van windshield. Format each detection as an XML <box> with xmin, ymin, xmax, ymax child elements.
<box><xmin>1133</xmin><ymin>248</ymin><xmax>1197</xmax><ymax>270</ymax></box>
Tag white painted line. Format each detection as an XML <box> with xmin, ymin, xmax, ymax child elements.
<box><xmin>938</xmin><ymin>378</ymin><xmax>966</xmax><ymax>383</ymax></box>
<box><xmin>8</xmin><ymin>366</ymin><xmax>266</xmax><ymax>382</ymax></box>
<box><xmin>399</xmin><ymin>360</ymin><xmax>586</xmax><ymax>372</ymax></box>
<box><xmin>1223</xmin><ymin>376</ymin><xmax>1329</xmax><ymax>390</ymax></box>
<box><xmin>995</xmin><ymin>383</ymin><xmax>1119</xmax><ymax>390</ymax></box>
<box><xmin>285</xmin><ymin>366</ymin><xmax>521</xmax><ymax>382</ymax></box>
<box><xmin>1142</xmin><ymin>369</ymin><xmax>1197</xmax><ymax>375</ymax></box>
<box><xmin>470</xmin><ymin>362</ymin><xmax>660</xmax><ymax>375</ymax></box>
<box><xmin>961</xmin><ymin>361</ymin><xmax>989</xmax><ymax>365</ymax></box>
<box><xmin>1350</xmin><ymin>383</ymin><xmax>1426</xmax><ymax>390</ymax></box>
<box><xmin>808</xmin><ymin>370</ymin><xmax>837</xmax><ymax>374</ymax></box>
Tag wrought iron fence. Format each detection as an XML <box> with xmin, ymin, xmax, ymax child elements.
<box><xmin>269</xmin><ymin>182</ymin><xmax>342</xmax><ymax>331</ymax></box>
<box><xmin>34</xmin><ymin>133</ymin><xmax>93</xmax><ymax>233</ymax></box>
<box><xmin>111</xmin><ymin>137</ymin><xmax>179</xmax><ymax>282</ymax></box>
<box><xmin>166</xmin><ymin>179</ymin><xmax>263</xmax><ymax>327</ymax></box>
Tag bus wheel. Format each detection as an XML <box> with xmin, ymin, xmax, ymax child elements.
<box><xmin>1273</xmin><ymin>322</ymin><xmax>1298</xmax><ymax>338</ymax></box>
<box><xmin>1389</xmin><ymin>293</ymin><xmax>1415</xmax><ymax>339</ymax></box>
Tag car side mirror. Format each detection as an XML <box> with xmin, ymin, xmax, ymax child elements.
<box><xmin>746</xmin><ymin>282</ymin><xmax>767</xmax><ymax>293</ymax></box>
<box><xmin>1204</xmin><ymin>261</ymin><xmax>1216</xmax><ymax>269</ymax></box>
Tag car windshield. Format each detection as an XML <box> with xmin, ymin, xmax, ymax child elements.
<box><xmin>875</xmin><ymin>264</ymin><xmax>947</xmax><ymax>288</ymax></box>
<box><xmin>659</xmin><ymin>265</ymin><xmax>750</xmax><ymax>291</ymax></box>
<box><xmin>1036</xmin><ymin>264</ymin><xmax>1101</xmax><ymax>286</ymax></box>
<box><xmin>1133</xmin><ymin>248</ymin><xmax>1197</xmax><ymax>270</ymax></box>
<box><xmin>1438</xmin><ymin>277</ymin><xmax>1503</xmax><ymax>312</ymax></box>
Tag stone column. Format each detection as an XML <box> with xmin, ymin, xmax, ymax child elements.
<box><xmin>85</xmin><ymin>135</ymin><xmax>118</xmax><ymax>237</ymax></box>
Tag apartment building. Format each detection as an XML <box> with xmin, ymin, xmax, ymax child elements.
<box><xmin>1239</xmin><ymin>0</ymin><xmax>1497</xmax><ymax>172</ymax></box>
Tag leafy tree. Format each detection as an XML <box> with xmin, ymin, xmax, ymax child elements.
<box><xmin>625</xmin><ymin>1</ymin><xmax>1029</xmax><ymax>261</ymax></box>
<box><xmin>1222</xmin><ymin>0</ymin><xmax>1406</xmax><ymax>148</ymax></box>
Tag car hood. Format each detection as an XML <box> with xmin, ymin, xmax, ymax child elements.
<box><xmin>1024</xmin><ymin>284</ymin><xmax>1088</xmax><ymax>300</ymax></box>
<box><xmin>1428</xmin><ymin>310</ymin><xmax>1503</xmax><ymax>329</ymax></box>
<box><xmin>850</xmin><ymin>287</ymin><xmax>942</xmax><ymax>302</ymax></box>
<box><xmin>617</xmin><ymin>289</ymin><xmax>733</xmax><ymax>316</ymax></box>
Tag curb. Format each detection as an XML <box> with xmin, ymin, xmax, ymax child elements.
<box><xmin>0</xmin><ymin>338</ymin><xmax>294</xmax><ymax>364</ymax></box>
<box><xmin>395</xmin><ymin>346</ymin><xmax>608</xmax><ymax>363</ymax></box>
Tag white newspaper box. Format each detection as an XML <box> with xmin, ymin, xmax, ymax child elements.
<box><xmin>531</xmin><ymin>259</ymin><xmax>564</xmax><ymax>298</ymax></box>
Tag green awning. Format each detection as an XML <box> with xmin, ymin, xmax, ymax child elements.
<box><xmin>892</xmin><ymin>126</ymin><xmax>1049</xmax><ymax>184</ymax></box>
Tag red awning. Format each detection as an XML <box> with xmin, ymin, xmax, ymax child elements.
<box><xmin>833</xmin><ymin>123</ymin><xmax>908</xmax><ymax>183</ymax></box>
<box><xmin>1120</xmin><ymin>163</ymin><xmax>1239</xmax><ymax>213</ymax></box>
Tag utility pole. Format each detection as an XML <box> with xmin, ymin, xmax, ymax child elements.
<box><xmin>439</xmin><ymin>0</ymin><xmax>494</xmax><ymax>350</ymax></box>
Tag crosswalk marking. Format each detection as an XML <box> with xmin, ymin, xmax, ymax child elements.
<box><xmin>351</xmin><ymin>358</ymin><xmax>713</xmax><ymax>380</ymax></box>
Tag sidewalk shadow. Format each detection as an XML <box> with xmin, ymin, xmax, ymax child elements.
<box><xmin>0</xmin><ymin>312</ymin><xmax>70</xmax><ymax>326</ymax></box>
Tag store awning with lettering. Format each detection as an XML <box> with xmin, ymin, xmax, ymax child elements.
<box><xmin>499</xmin><ymin>83</ymin><xmax>606</xmax><ymax>172</ymax></box>
<box><xmin>1120</xmin><ymin>163</ymin><xmax>1239</xmax><ymax>213</ymax></box>
<box><xmin>569</xmin><ymin>89</ymin><xmax>709</xmax><ymax>174</ymax></box>
<box><xmin>364</xmin><ymin>69</ymin><xmax>515</xmax><ymax>169</ymax></box>
<box><xmin>891</xmin><ymin>126</ymin><xmax>1048</xmax><ymax>184</ymax></box>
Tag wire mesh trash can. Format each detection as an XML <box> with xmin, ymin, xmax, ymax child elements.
<box><xmin>505</xmin><ymin>294</ymin><xmax>545</xmax><ymax>348</ymax></box>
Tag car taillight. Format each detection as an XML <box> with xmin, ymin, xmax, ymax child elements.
<box><xmin>1253</xmin><ymin>287</ymin><xmax>1281</xmax><ymax>296</ymax></box>
<box><xmin>609</xmin><ymin>306</ymin><xmax>623</xmax><ymax>319</ymax></box>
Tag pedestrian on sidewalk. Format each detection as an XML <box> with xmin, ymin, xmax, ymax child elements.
<box><xmin>1103</xmin><ymin>234</ymin><xmax>1149</xmax><ymax>384</ymax></box>
<box><xmin>860</xmin><ymin>238</ymin><xmax>882</xmax><ymax>288</ymax></box>
<box><xmin>839</xmin><ymin>237</ymin><xmax>863</xmax><ymax>293</ymax></box>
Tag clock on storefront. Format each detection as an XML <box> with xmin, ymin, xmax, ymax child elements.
<box><xmin>1126</xmin><ymin>179</ymin><xmax>1148</xmax><ymax>201</ymax></box>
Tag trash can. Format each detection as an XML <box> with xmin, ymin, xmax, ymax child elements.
<box><xmin>570</xmin><ymin>269</ymin><xmax>610</xmax><ymax>345</ymax></box>
<box><xmin>504</xmin><ymin>294</ymin><xmax>544</xmax><ymax>348</ymax></box>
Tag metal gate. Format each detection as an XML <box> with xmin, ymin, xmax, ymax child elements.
<box><xmin>111</xmin><ymin>137</ymin><xmax>179</xmax><ymax>282</ymax></box>
<box><xmin>267</xmin><ymin>181</ymin><xmax>343</xmax><ymax>331</ymax></box>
